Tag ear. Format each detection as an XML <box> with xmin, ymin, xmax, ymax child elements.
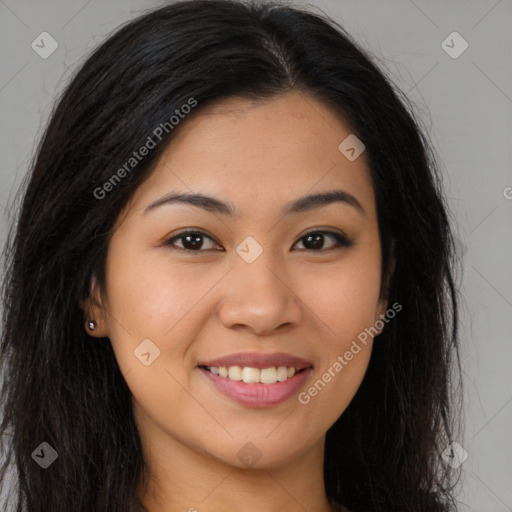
<box><xmin>79</xmin><ymin>274</ymin><xmax>109</xmax><ymax>338</ymax></box>
<box><xmin>373</xmin><ymin>296</ymin><xmax>388</xmax><ymax>335</ymax></box>
<box><xmin>374</xmin><ymin>239</ymin><xmax>396</xmax><ymax>334</ymax></box>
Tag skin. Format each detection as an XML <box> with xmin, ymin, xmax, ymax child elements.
<box><xmin>82</xmin><ymin>91</ymin><xmax>389</xmax><ymax>512</ymax></box>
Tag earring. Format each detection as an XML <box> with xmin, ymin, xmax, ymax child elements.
<box><xmin>87</xmin><ymin>320</ymin><xmax>96</xmax><ymax>331</ymax></box>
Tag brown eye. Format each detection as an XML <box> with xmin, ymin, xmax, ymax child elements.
<box><xmin>165</xmin><ymin>230</ymin><xmax>221</xmax><ymax>251</ymax></box>
<box><xmin>293</xmin><ymin>230</ymin><xmax>353</xmax><ymax>251</ymax></box>
<box><xmin>164</xmin><ymin>229</ymin><xmax>353</xmax><ymax>253</ymax></box>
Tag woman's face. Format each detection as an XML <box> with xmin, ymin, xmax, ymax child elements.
<box><xmin>85</xmin><ymin>91</ymin><xmax>388</xmax><ymax>470</ymax></box>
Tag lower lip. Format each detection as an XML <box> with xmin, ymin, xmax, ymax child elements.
<box><xmin>199</xmin><ymin>367</ymin><xmax>313</xmax><ymax>408</ymax></box>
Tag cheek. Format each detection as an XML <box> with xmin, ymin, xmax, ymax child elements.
<box><xmin>298</xmin><ymin>264</ymin><xmax>378</xmax><ymax>422</ymax></box>
<box><xmin>299</xmin><ymin>251</ymin><xmax>381</xmax><ymax>408</ymax></box>
<box><xmin>104</xmin><ymin>245</ymin><xmax>213</xmax><ymax>336</ymax></box>
<box><xmin>305</xmin><ymin>254</ymin><xmax>382</xmax><ymax>341</ymax></box>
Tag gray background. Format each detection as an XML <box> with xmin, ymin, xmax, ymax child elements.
<box><xmin>1</xmin><ymin>1</ymin><xmax>511</xmax><ymax>510</ymax></box>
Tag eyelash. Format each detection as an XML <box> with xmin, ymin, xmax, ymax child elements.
<box><xmin>164</xmin><ymin>229</ymin><xmax>354</xmax><ymax>253</ymax></box>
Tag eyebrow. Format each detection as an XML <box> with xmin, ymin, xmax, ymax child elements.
<box><xmin>143</xmin><ymin>189</ymin><xmax>366</xmax><ymax>217</ymax></box>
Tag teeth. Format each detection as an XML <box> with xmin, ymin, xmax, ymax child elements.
<box><xmin>228</xmin><ymin>366</ymin><xmax>242</xmax><ymax>381</ymax></box>
<box><xmin>260</xmin><ymin>367</ymin><xmax>277</xmax><ymax>384</ymax></box>
<box><xmin>207</xmin><ymin>365</ymin><xmax>298</xmax><ymax>384</ymax></box>
<box><xmin>277</xmin><ymin>366</ymin><xmax>289</xmax><ymax>381</ymax></box>
<box><xmin>242</xmin><ymin>366</ymin><xmax>260</xmax><ymax>383</ymax></box>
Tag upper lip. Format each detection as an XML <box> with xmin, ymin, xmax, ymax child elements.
<box><xmin>198</xmin><ymin>352</ymin><xmax>313</xmax><ymax>370</ymax></box>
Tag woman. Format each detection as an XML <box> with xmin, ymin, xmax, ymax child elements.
<box><xmin>0</xmin><ymin>1</ymin><xmax>463</xmax><ymax>511</ymax></box>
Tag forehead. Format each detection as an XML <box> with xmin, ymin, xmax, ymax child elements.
<box><xmin>128</xmin><ymin>91</ymin><xmax>376</xmax><ymax>220</ymax></box>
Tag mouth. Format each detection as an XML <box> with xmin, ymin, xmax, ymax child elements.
<box><xmin>196</xmin><ymin>352</ymin><xmax>314</xmax><ymax>407</ymax></box>
<box><xmin>198</xmin><ymin>364</ymin><xmax>308</xmax><ymax>384</ymax></box>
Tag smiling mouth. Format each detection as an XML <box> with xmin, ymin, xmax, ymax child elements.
<box><xmin>198</xmin><ymin>365</ymin><xmax>308</xmax><ymax>385</ymax></box>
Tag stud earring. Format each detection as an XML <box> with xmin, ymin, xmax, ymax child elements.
<box><xmin>87</xmin><ymin>320</ymin><xmax>97</xmax><ymax>331</ymax></box>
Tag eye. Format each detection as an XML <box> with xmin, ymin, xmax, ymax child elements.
<box><xmin>293</xmin><ymin>230</ymin><xmax>353</xmax><ymax>251</ymax></box>
<box><xmin>164</xmin><ymin>230</ymin><xmax>221</xmax><ymax>252</ymax></box>
<box><xmin>164</xmin><ymin>229</ymin><xmax>353</xmax><ymax>253</ymax></box>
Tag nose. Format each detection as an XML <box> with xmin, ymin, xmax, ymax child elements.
<box><xmin>216</xmin><ymin>253</ymin><xmax>303</xmax><ymax>336</ymax></box>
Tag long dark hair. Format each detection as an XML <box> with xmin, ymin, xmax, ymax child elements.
<box><xmin>0</xmin><ymin>1</ymin><xmax>463</xmax><ymax>510</ymax></box>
